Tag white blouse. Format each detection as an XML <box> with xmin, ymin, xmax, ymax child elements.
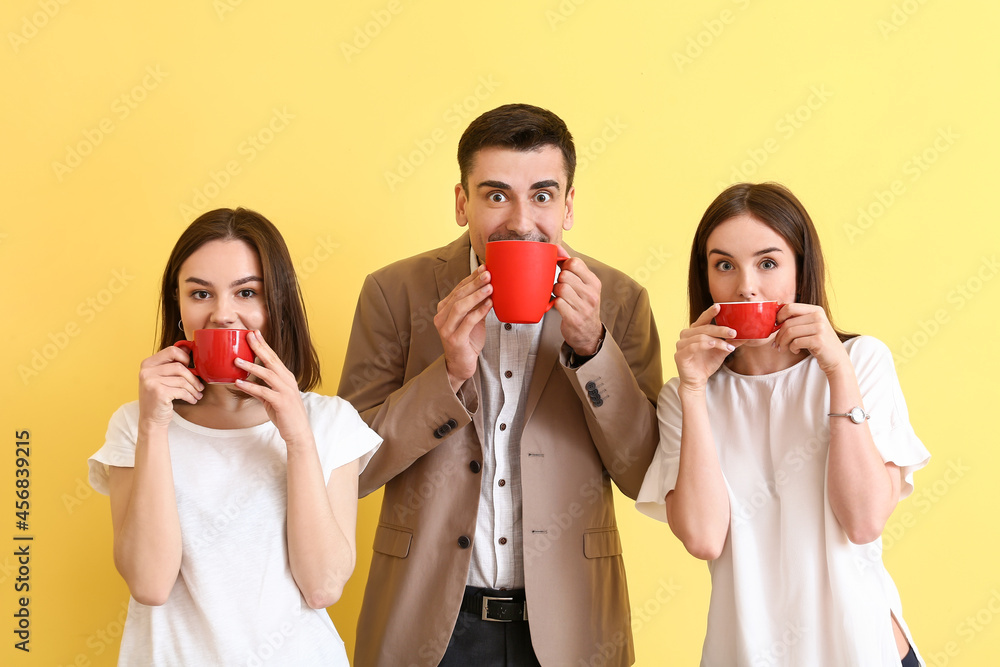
<box><xmin>637</xmin><ymin>336</ymin><xmax>930</xmax><ymax>666</ymax></box>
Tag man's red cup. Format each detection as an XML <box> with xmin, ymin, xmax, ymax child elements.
<box><xmin>174</xmin><ymin>329</ymin><xmax>254</xmax><ymax>383</ymax></box>
<box><xmin>714</xmin><ymin>301</ymin><xmax>783</xmax><ymax>339</ymax></box>
<box><xmin>485</xmin><ymin>241</ymin><xmax>569</xmax><ymax>324</ymax></box>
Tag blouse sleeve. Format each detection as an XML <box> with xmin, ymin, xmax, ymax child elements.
<box><xmin>850</xmin><ymin>336</ymin><xmax>930</xmax><ymax>499</ymax></box>
<box><xmin>88</xmin><ymin>402</ymin><xmax>141</xmax><ymax>496</ymax></box>
<box><xmin>635</xmin><ymin>378</ymin><xmax>683</xmax><ymax>523</ymax></box>
<box><xmin>304</xmin><ymin>393</ymin><xmax>384</xmax><ymax>481</ymax></box>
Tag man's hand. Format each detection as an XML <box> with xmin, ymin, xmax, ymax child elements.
<box><xmin>434</xmin><ymin>264</ymin><xmax>493</xmax><ymax>392</ymax></box>
<box><xmin>553</xmin><ymin>256</ymin><xmax>603</xmax><ymax>356</ymax></box>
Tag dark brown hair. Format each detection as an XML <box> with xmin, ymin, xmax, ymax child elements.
<box><xmin>457</xmin><ymin>103</ymin><xmax>576</xmax><ymax>193</ymax></box>
<box><xmin>688</xmin><ymin>182</ymin><xmax>854</xmax><ymax>342</ymax></box>
<box><xmin>156</xmin><ymin>207</ymin><xmax>321</xmax><ymax>391</ymax></box>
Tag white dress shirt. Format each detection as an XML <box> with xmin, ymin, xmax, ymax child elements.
<box><xmin>467</xmin><ymin>248</ymin><xmax>543</xmax><ymax>590</ymax></box>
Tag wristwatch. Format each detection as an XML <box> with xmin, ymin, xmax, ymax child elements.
<box><xmin>828</xmin><ymin>406</ymin><xmax>869</xmax><ymax>424</ymax></box>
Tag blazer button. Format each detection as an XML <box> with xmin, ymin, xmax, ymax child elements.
<box><xmin>469</xmin><ymin>460</ymin><xmax>482</xmax><ymax>474</ymax></box>
<box><xmin>586</xmin><ymin>381</ymin><xmax>597</xmax><ymax>391</ymax></box>
<box><xmin>458</xmin><ymin>535</ymin><xmax>471</xmax><ymax>549</ymax></box>
<box><xmin>447</xmin><ymin>418</ymin><xmax>457</xmax><ymax>428</ymax></box>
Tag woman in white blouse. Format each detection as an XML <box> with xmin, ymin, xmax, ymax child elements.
<box><xmin>637</xmin><ymin>183</ymin><xmax>929</xmax><ymax>666</ymax></box>
<box><xmin>89</xmin><ymin>208</ymin><xmax>381</xmax><ymax>665</ymax></box>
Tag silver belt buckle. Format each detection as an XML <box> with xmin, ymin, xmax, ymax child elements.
<box><xmin>481</xmin><ymin>595</ymin><xmax>526</xmax><ymax>622</ymax></box>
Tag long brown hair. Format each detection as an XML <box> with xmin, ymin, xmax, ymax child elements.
<box><xmin>688</xmin><ymin>182</ymin><xmax>854</xmax><ymax>342</ymax></box>
<box><xmin>157</xmin><ymin>207</ymin><xmax>321</xmax><ymax>391</ymax></box>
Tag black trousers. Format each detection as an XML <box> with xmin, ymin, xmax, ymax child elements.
<box><xmin>437</xmin><ymin>588</ymin><xmax>541</xmax><ymax>667</ymax></box>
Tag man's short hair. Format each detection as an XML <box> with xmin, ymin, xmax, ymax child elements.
<box><xmin>457</xmin><ymin>103</ymin><xmax>576</xmax><ymax>193</ymax></box>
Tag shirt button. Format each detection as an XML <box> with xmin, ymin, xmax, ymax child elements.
<box><xmin>504</xmin><ymin>370</ymin><xmax>513</xmax><ymax>379</ymax></box>
<box><xmin>470</xmin><ymin>460</ymin><xmax>482</xmax><ymax>473</ymax></box>
<box><xmin>458</xmin><ymin>535</ymin><xmax>471</xmax><ymax>549</ymax></box>
<box><xmin>499</xmin><ymin>423</ymin><xmax>507</xmax><ymax>431</ymax></box>
<box><xmin>498</xmin><ymin>479</ymin><xmax>506</xmax><ymax>487</ymax></box>
<box><xmin>498</xmin><ymin>537</ymin><xmax>507</xmax><ymax>545</ymax></box>
<box><xmin>504</xmin><ymin>323</ymin><xmax>512</xmax><ymax>331</ymax></box>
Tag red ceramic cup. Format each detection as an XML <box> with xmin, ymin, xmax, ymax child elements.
<box><xmin>485</xmin><ymin>241</ymin><xmax>569</xmax><ymax>324</ymax></box>
<box><xmin>715</xmin><ymin>301</ymin><xmax>783</xmax><ymax>339</ymax></box>
<box><xmin>174</xmin><ymin>329</ymin><xmax>254</xmax><ymax>383</ymax></box>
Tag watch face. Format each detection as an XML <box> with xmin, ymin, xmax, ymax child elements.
<box><xmin>849</xmin><ymin>407</ymin><xmax>867</xmax><ymax>424</ymax></box>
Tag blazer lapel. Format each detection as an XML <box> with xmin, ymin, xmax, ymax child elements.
<box><xmin>523</xmin><ymin>309</ymin><xmax>562</xmax><ymax>424</ymax></box>
<box><xmin>433</xmin><ymin>233</ymin><xmax>485</xmax><ymax>443</ymax></box>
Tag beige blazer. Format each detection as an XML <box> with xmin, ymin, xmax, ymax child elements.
<box><xmin>339</xmin><ymin>234</ymin><xmax>661</xmax><ymax>667</ymax></box>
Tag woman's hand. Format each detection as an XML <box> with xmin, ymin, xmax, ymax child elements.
<box><xmin>774</xmin><ymin>304</ymin><xmax>850</xmax><ymax>376</ymax></box>
<box><xmin>138</xmin><ymin>346</ymin><xmax>204</xmax><ymax>428</ymax></box>
<box><xmin>235</xmin><ymin>330</ymin><xmax>312</xmax><ymax>447</ymax></box>
<box><xmin>675</xmin><ymin>304</ymin><xmax>740</xmax><ymax>392</ymax></box>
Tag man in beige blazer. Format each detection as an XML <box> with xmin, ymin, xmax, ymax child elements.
<box><xmin>339</xmin><ymin>103</ymin><xmax>661</xmax><ymax>667</ymax></box>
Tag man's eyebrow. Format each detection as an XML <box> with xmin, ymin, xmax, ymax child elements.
<box><xmin>477</xmin><ymin>180</ymin><xmax>511</xmax><ymax>190</ymax></box>
<box><xmin>475</xmin><ymin>179</ymin><xmax>562</xmax><ymax>192</ymax></box>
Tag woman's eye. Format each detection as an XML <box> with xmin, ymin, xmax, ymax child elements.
<box><xmin>535</xmin><ymin>191</ymin><xmax>551</xmax><ymax>203</ymax></box>
<box><xmin>488</xmin><ymin>192</ymin><xmax>507</xmax><ymax>203</ymax></box>
<box><xmin>760</xmin><ymin>259</ymin><xmax>777</xmax><ymax>270</ymax></box>
<box><xmin>238</xmin><ymin>289</ymin><xmax>257</xmax><ymax>298</ymax></box>
<box><xmin>192</xmin><ymin>290</ymin><xmax>210</xmax><ymax>300</ymax></box>
<box><xmin>716</xmin><ymin>261</ymin><xmax>733</xmax><ymax>271</ymax></box>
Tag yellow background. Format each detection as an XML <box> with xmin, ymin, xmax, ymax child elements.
<box><xmin>2</xmin><ymin>1</ymin><xmax>997</xmax><ymax>665</ymax></box>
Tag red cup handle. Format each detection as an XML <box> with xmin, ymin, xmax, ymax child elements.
<box><xmin>173</xmin><ymin>340</ymin><xmax>202</xmax><ymax>378</ymax></box>
<box><xmin>544</xmin><ymin>255</ymin><xmax>571</xmax><ymax>314</ymax></box>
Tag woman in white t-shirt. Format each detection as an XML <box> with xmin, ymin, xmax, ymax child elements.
<box><xmin>89</xmin><ymin>207</ymin><xmax>381</xmax><ymax>666</ymax></box>
<box><xmin>636</xmin><ymin>183</ymin><xmax>929</xmax><ymax>666</ymax></box>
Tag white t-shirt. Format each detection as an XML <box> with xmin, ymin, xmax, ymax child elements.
<box><xmin>88</xmin><ymin>392</ymin><xmax>382</xmax><ymax>667</ymax></box>
<box><xmin>636</xmin><ymin>336</ymin><xmax>930</xmax><ymax>667</ymax></box>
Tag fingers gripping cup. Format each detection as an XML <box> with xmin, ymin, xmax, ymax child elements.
<box><xmin>485</xmin><ymin>241</ymin><xmax>569</xmax><ymax>324</ymax></box>
<box><xmin>715</xmin><ymin>301</ymin><xmax>783</xmax><ymax>339</ymax></box>
<box><xmin>173</xmin><ymin>329</ymin><xmax>254</xmax><ymax>383</ymax></box>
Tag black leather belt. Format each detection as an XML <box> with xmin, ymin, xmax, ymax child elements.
<box><xmin>460</xmin><ymin>586</ymin><xmax>528</xmax><ymax>622</ymax></box>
